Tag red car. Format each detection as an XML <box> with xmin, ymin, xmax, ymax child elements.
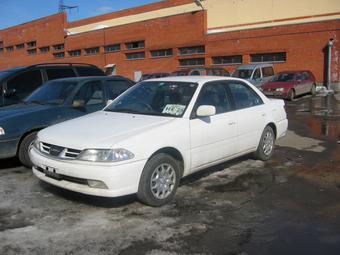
<box><xmin>262</xmin><ymin>70</ymin><xmax>316</xmax><ymax>100</ymax></box>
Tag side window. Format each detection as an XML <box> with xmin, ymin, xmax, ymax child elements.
<box><xmin>104</xmin><ymin>80</ymin><xmax>131</xmax><ymax>99</ymax></box>
<box><xmin>262</xmin><ymin>67</ymin><xmax>274</xmax><ymax>77</ymax></box>
<box><xmin>6</xmin><ymin>70</ymin><xmax>43</xmax><ymax>99</ymax></box>
<box><xmin>194</xmin><ymin>82</ymin><xmax>231</xmax><ymax>116</ymax></box>
<box><xmin>295</xmin><ymin>73</ymin><xmax>303</xmax><ymax>81</ymax></box>
<box><xmin>76</xmin><ymin>66</ymin><xmax>104</xmax><ymax>76</ymax></box>
<box><xmin>302</xmin><ymin>72</ymin><xmax>310</xmax><ymax>80</ymax></box>
<box><xmin>228</xmin><ymin>81</ymin><xmax>263</xmax><ymax>109</ymax></box>
<box><xmin>190</xmin><ymin>70</ymin><xmax>201</xmax><ymax>76</ymax></box>
<box><xmin>74</xmin><ymin>81</ymin><xmax>104</xmax><ymax>105</ymax></box>
<box><xmin>46</xmin><ymin>68</ymin><xmax>76</xmax><ymax>80</ymax></box>
<box><xmin>253</xmin><ymin>68</ymin><xmax>261</xmax><ymax>79</ymax></box>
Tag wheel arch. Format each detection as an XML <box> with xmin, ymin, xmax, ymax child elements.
<box><xmin>149</xmin><ymin>147</ymin><xmax>185</xmax><ymax>177</ymax></box>
<box><xmin>16</xmin><ymin>127</ymin><xmax>45</xmax><ymax>155</ymax></box>
<box><xmin>266</xmin><ymin>122</ymin><xmax>277</xmax><ymax>139</ymax></box>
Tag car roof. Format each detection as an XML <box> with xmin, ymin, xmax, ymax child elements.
<box><xmin>236</xmin><ymin>64</ymin><xmax>273</xmax><ymax>69</ymax></box>
<box><xmin>144</xmin><ymin>76</ymin><xmax>239</xmax><ymax>83</ymax></box>
<box><xmin>278</xmin><ymin>70</ymin><xmax>310</xmax><ymax>73</ymax></box>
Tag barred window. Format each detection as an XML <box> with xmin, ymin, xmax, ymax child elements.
<box><xmin>126</xmin><ymin>52</ymin><xmax>145</xmax><ymax>60</ymax></box>
<box><xmin>69</xmin><ymin>49</ymin><xmax>81</xmax><ymax>57</ymax></box>
<box><xmin>212</xmin><ymin>55</ymin><xmax>242</xmax><ymax>65</ymax></box>
<box><xmin>6</xmin><ymin>46</ymin><xmax>14</xmax><ymax>52</ymax></box>
<box><xmin>39</xmin><ymin>46</ymin><xmax>50</xmax><ymax>54</ymax></box>
<box><xmin>150</xmin><ymin>49</ymin><xmax>173</xmax><ymax>58</ymax></box>
<box><xmin>53</xmin><ymin>44</ymin><xmax>64</xmax><ymax>51</ymax></box>
<box><xmin>178</xmin><ymin>46</ymin><xmax>205</xmax><ymax>56</ymax></box>
<box><xmin>27</xmin><ymin>41</ymin><xmax>36</xmax><ymax>48</ymax></box>
<box><xmin>105</xmin><ymin>44</ymin><xmax>121</xmax><ymax>53</ymax></box>
<box><xmin>27</xmin><ymin>49</ymin><xmax>37</xmax><ymax>55</ymax></box>
<box><xmin>251</xmin><ymin>52</ymin><xmax>286</xmax><ymax>63</ymax></box>
<box><xmin>85</xmin><ymin>47</ymin><xmax>100</xmax><ymax>55</ymax></box>
<box><xmin>125</xmin><ymin>41</ymin><xmax>144</xmax><ymax>50</ymax></box>
<box><xmin>53</xmin><ymin>52</ymin><xmax>65</xmax><ymax>59</ymax></box>
<box><xmin>16</xmin><ymin>44</ymin><xmax>25</xmax><ymax>50</ymax></box>
<box><xmin>179</xmin><ymin>58</ymin><xmax>205</xmax><ymax>67</ymax></box>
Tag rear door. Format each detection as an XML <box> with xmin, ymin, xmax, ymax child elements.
<box><xmin>294</xmin><ymin>73</ymin><xmax>304</xmax><ymax>95</ymax></box>
<box><xmin>227</xmin><ymin>80</ymin><xmax>267</xmax><ymax>153</ymax></box>
<box><xmin>261</xmin><ymin>66</ymin><xmax>275</xmax><ymax>85</ymax></box>
<box><xmin>190</xmin><ymin>81</ymin><xmax>237</xmax><ymax>170</ymax></box>
<box><xmin>4</xmin><ymin>69</ymin><xmax>43</xmax><ymax>105</ymax></box>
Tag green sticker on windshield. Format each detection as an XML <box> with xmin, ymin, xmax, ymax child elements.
<box><xmin>162</xmin><ymin>104</ymin><xmax>186</xmax><ymax>116</ymax></box>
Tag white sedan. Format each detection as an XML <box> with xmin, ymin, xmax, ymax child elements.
<box><xmin>29</xmin><ymin>76</ymin><xmax>288</xmax><ymax>206</ymax></box>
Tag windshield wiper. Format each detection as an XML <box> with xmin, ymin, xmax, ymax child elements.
<box><xmin>28</xmin><ymin>100</ymin><xmax>45</xmax><ymax>105</ymax></box>
<box><xmin>106</xmin><ymin>108</ymin><xmax>141</xmax><ymax>114</ymax></box>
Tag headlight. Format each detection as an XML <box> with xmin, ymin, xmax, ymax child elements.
<box><xmin>32</xmin><ymin>138</ymin><xmax>40</xmax><ymax>150</ymax></box>
<box><xmin>0</xmin><ymin>127</ymin><xmax>5</xmax><ymax>136</ymax></box>
<box><xmin>77</xmin><ymin>149</ymin><xmax>134</xmax><ymax>162</ymax></box>
<box><xmin>276</xmin><ymin>88</ymin><xmax>284</xmax><ymax>92</ymax></box>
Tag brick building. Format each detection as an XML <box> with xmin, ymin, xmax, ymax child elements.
<box><xmin>0</xmin><ymin>0</ymin><xmax>339</xmax><ymax>89</ymax></box>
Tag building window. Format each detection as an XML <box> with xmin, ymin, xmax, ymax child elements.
<box><xmin>27</xmin><ymin>41</ymin><xmax>36</xmax><ymax>48</ymax></box>
<box><xmin>125</xmin><ymin>41</ymin><xmax>145</xmax><ymax>50</ymax></box>
<box><xmin>0</xmin><ymin>48</ymin><xmax>3</xmax><ymax>54</ymax></box>
<box><xmin>178</xmin><ymin>46</ymin><xmax>205</xmax><ymax>56</ymax></box>
<box><xmin>0</xmin><ymin>41</ymin><xmax>3</xmax><ymax>48</ymax></box>
<box><xmin>39</xmin><ymin>46</ymin><xmax>50</xmax><ymax>54</ymax></box>
<box><xmin>53</xmin><ymin>44</ymin><xmax>64</xmax><ymax>51</ymax></box>
<box><xmin>150</xmin><ymin>49</ymin><xmax>173</xmax><ymax>58</ymax></box>
<box><xmin>16</xmin><ymin>44</ymin><xmax>25</xmax><ymax>50</ymax></box>
<box><xmin>105</xmin><ymin>44</ymin><xmax>120</xmax><ymax>53</ymax></box>
<box><xmin>5</xmin><ymin>46</ymin><xmax>14</xmax><ymax>52</ymax></box>
<box><xmin>251</xmin><ymin>52</ymin><xmax>286</xmax><ymax>63</ymax></box>
<box><xmin>212</xmin><ymin>55</ymin><xmax>242</xmax><ymax>65</ymax></box>
<box><xmin>27</xmin><ymin>49</ymin><xmax>37</xmax><ymax>55</ymax></box>
<box><xmin>53</xmin><ymin>52</ymin><xmax>65</xmax><ymax>59</ymax></box>
<box><xmin>179</xmin><ymin>58</ymin><xmax>205</xmax><ymax>67</ymax></box>
<box><xmin>85</xmin><ymin>47</ymin><xmax>100</xmax><ymax>55</ymax></box>
<box><xmin>126</xmin><ymin>52</ymin><xmax>145</xmax><ymax>60</ymax></box>
<box><xmin>69</xmin><ymin>49</ymin><xmax>81</xmax><ymax>57</ymax></box>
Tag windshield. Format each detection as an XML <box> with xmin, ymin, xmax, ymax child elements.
<box><xmin>25</xmin><ymin>80</ymin><xmax>78</xmax><ymax>104</ymax></box>
<box><xmin>0</xmin><ymin>71</ymin><xmax>12</xmax><ymax>80</ymax></box>
<box><xmin>273</xmin><ymin>73</ymin><xmax>295</xmax><ymax>82</ymax></box>
<box><xmin>105</xmin><ymin>81</ymin><xmax>198</xmax><ymax>117</ymax></box>
<box><xmin>232</xmin><ymin>69</ymin><xmax>253</xmax><ymax>79</ymax></box>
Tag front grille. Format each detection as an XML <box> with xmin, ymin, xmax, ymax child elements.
<box><xmin>40</xmin><ymin>142</ymin><xmax>81</xmax><ymax>159</ymax></box>
<box><xmin>36</xmin><ymin>166</ymin><xmax>88</xmax><ymax>185</ymax></box>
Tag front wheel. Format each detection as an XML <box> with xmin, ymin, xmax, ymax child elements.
<box><xmin>18</xmin><ymin>132</ymin><xmax>37</xmax><ymax>168</ymax></box>
<box><xmin>137</xmin><ymin>153</ymin><xmax>180</xmax><ymax>207</ymax></box>
<box><xmin>254</xmin><ymin>126</ymin><xmax>275</xmax><ymax>161</ymax></box>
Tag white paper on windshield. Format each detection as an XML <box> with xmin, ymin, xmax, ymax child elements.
<box><xmin>162</xmin><ymin>104</ymin><xmax>186</xmax><ymax>116</ymax></box>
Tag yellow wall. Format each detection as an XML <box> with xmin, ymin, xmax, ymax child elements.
<box><xmin>67</xmin><ymin>0</ymin><xmax>340</xmax><ymax>35</ymax></box>
<box><xmin>204</xmin><ymin>0</ymin><xmax>340</xmax><ymax>32</ymax></box>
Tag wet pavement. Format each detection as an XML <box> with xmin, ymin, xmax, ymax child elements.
<box><xmin>0</xmin><ymin>94</ymin><xmax>340</xmax><ymax>255</ymax></box>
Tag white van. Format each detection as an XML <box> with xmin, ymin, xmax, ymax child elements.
<box><xmin>232</xmin><ymin>64</ymin><xmax>275</xmax><ymax>87</ymax></box>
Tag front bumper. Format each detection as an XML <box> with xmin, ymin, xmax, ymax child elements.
<box><xmin>263</xmin><ymin>90</ymin><xmax>289</xmax><ymax>98</ymax></box>
<box><xmin>29</xmin><ymin>146</ymin><xmax>147</xmax><ymax>197</ymax></box>
<box><xmin>0</xmin><ymin>138</ymin><xmax>20</xmax><ymax>159</ymax></box>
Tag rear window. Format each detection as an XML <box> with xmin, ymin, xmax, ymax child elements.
<box><xmin>76</xmin><ymin>66</ymin><xmax>105</xmax><ymax>76</ymax></box>
<box><xmin>46</xmin><ymin>68</ymin><xmax>76</xmax><ymax>80</ymax></box>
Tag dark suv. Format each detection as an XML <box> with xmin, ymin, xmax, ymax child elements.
<box><xmin>0</xmin><ymin>63</ymin><xmax>105</xmax><ymax>107</ymax></box>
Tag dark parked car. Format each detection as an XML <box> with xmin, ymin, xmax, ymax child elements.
<box><xmin>188</xmin><ymin>67</ymin><xmax>230</xmax><ymax>77</ymax></box>
<box><xmin>261</xmin><ymin>70</ymin><xmax>316</xmax><ymax>100</ymax></box>
<box><xmin>170</xmin><ymin>69</ymin><xmax>191</xmax><ymax>76</ymax></box>
<box><xmin>0</xmin><ymin>63</ymin><xmax>105</xmax><ymax>107</ymax></box>
<box><xmin>0</xmin><ymin>76</ymin><xmax>134</xmax><ymax>167</ymax></box>
<box><xmin>140</xmin><ymin>72</ymin><xmax>170</xmax><ymax>81</ymax></box>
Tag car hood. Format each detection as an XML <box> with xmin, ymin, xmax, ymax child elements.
<box><xmin>262</xmin><ymin>81</ymin><xmax>293</xmax><ymax>89</ymax></box>
<box><xmin>0</xmin><ymin>103</ymin><xmax>54</xmax><ymax>121</ymax></box>
<box><xmin>38</xmin><ymin>111</ymin><xmax>176</xmax><ymax>150</ymax></box>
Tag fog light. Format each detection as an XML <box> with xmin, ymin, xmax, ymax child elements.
<box><xmin>87</xmin><ymin>180</ymin><xmax>108</xmax><ymax>189</ymax></box>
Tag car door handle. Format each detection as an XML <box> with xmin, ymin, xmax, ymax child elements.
<box><xmin>228</xmin><ymin>122</ymin><xmax>236</xmax><ymax>126</ymax></box>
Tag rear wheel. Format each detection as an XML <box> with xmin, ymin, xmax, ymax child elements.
<box><xmin>288</xmin><ymin>89</ymin><xmax>295</xmax><ymax>101</ymax></box>
<box><xmin>18</xmin><ymin>132</ymin><xmax>37</xmax><ymax>168</ymax></box>
<box><xmin>137</xmin><ymin>153</ymin><xmax>180</xmax><ymax>207</ymax></box>
<box><xmin>254</xmin><ymin>126</ymin><xmax>275</xmax><ymax>161</ymax></box>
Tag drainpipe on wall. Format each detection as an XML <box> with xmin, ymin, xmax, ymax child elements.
<box><xmin>327</xmin><ymin>38</ymin><xmax>334</xmax><ymax>92</ymax></box>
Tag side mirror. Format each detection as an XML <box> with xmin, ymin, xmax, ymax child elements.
<box><xmin>72</xmin><ymin>99</ymin><xmax>85</xmax><ymax>108</ymax></box>
<box><xmin>106</xmin><ymin>99</ymin><xmax>113</xmax><ymax>106</ymax></box>
<box><xmin>3</xmin><ymin>88</ymin><xmax>16</xmax><ymax>97</ymax></box>
<box><xmin>196</xmin><ymin>105</ymin><xmax>216</xmax><ymax>117</ymax></box>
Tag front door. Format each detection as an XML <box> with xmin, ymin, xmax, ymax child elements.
<box><xmin>190</xmin><ymin>81</ymin><xmax>237</xmax><ymax>171</ymax></box>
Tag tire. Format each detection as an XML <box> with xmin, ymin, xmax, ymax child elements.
<box><xmin>254</xmin><ymin>126</ymin><xmax>275</xmax><ymax>161</ymax></box>
<box><xmin>288</xmin><ymin>89</ymin><xmax>295</xmax><ymax>101</ymax></box>
<box><xmin>18</xmin><ymin>132</ymin><xmax>37</xmax><ymax>168</ymax></box>
<box><xmin>310</xmin><ymin>83</ymin><xmax>316</xmax><ymax>96</ymax></box>
<box><xmin>137</xmin><ymin>153</ymin><xmax>180</xmax><ymax>207</ymax></box>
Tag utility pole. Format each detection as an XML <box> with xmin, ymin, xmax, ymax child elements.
<box><xmin>58</xmin><ymin>0</ymin><xmax>78</xmax><ymax>13</ymax></box>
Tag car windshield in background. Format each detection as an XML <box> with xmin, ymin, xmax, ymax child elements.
<box><xmin>25</xmin><ymin>80</ymin><xmax>78</xmax><ymax>105</ymax></box>
<box><xmin>105</xmin><ymin>81</ymin><xmax>198</xmax><ymax>117</ymax></box>
<box><xmin>232</xmin><ymin>69</ymin><xmax>253</xmax><ymax>79</ymax></box>
<box><xmin>274</xmin><ymin>73</ymin><xmax>295</xmax><ymax>82</ymax></box>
